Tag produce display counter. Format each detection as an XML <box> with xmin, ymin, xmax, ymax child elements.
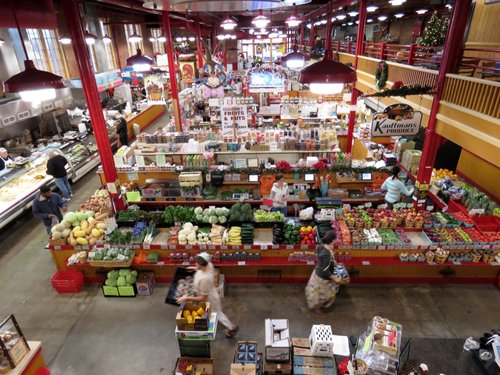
<box><xmin>49</xmin><ymin>231</ymin><xmax>500</xmax><ymax>285</ymax></box>
<box><xmin>125</xmin><ymin>105</ymin><xmax>165</xmax><ymax>142</ymax></box>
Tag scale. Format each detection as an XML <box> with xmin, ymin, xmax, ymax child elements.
<box><xmin>233</xmin><ymin>193</ymin><xmax>250</xmax><ymax>200</ymax></box>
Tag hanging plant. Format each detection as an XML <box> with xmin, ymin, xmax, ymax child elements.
<box><xmin>375</xmin><ymin>61</ymin><xmax>388</xmax><ymax>89</ymax></box>
<box><xmin>362</xmin><ymin>84</ymin><xmax>435</xmax><ymax>98</ymax></box>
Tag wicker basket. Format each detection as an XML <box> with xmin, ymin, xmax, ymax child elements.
<box><xmin>372</xmin><ymin>221</ymin><xmax>381</xmax><ymax>228</ymax></box>
<box><xmin>482</xmin><ymin>253</ymin><xmax>496</xmax><ymax>263</ymax></box>
<box><xmin>425</xmin><ymin>251</ymin><xmax>435</xmax><ymax>262</ymax></box>
<box><xmin>88</xmin><ymin>253</ymin><xmax>134</xmax><ymax>268</ymax></box>
<box><xmin>471</xmin><ymin>251</ymin><xmax>482</xmax><ymax>262</ymax></box>
<box><xmin>435</xmin><ymin>250</ymin><xmax>449</xmax><ymax>264</ymax></box>
<box><xmin>365</xmin><ymin>221</ymin><xmax>373</xmax><ymax>229</ymax></box>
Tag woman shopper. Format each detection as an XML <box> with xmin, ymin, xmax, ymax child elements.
<box><xmin>305</xmin><ymin>231</ymin><xmax>348</xmax><ymax>313</ymax></box>
<box><xmin>381</xmin><ymin>166</ymin><xmax>414</xmax><ymax>209</ymax></box>
<box><xmin>270</xmin><ymin>174</ymin><xmax>288</xmax><ymax>216</ymax></box>
<box><xmin>177</xmin><ymin>253</ymin><xmax>239</xmax><ymax>338</ymax></box>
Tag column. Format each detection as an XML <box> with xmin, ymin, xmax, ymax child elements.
<box><xmin>61</xmin><ymin>0</ymin><xmax>124</xmax><ymax>210</ymax></box>
<box><xmin>325</xmin><ymin>5</ymin><xmax>332</xmax><ymax>50</ymax></box>
<box><xmin>415</xmin><ymin>0</ymin><xmax>473</xmax><ymax>208</ymax></box>
<box><xmin>195</xmin><ymin>19</ymin><xmax>204</xmax><ymax>69</ymax></box>
<box><xmin>162</xmin><ymin>11</ymin><xmax>182</xmax><ymax>131</ymax></box>
<box><xmin>345</xmin><ymin>0</ymin><xmax>367</xmax><ymax>154</ymax></box>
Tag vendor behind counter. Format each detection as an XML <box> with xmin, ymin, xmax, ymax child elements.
<box><xmin>0</xmin><ymin>148</ymin><xmax>13</xmax><ymax>171</ymax></box>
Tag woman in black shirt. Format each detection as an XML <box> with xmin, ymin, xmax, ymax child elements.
<box><xmin>305</xmin><ymin>230</ymin><xmax>348</xmax><ymax>313</ymax></box>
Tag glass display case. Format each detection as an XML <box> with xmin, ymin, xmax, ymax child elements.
<box><xmin>0</xmin><ymin>314</ymin><xmax>30</xmax><ymax>371</ymax></box>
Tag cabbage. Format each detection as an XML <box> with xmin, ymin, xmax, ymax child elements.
<box><xmin>60</xmin><ymin>220</ymin><xmax>72</xmax><ymax>229</ymax></box>
<box><xmin>116</xmin><ymin>276</ymin><xmax>127</xmax><ymax>286</ymax></box>
<box><xmin>130</xmin><ymin>270</ymin><xmax>138</xmax><ymax>277</ymax></box>
<box><xmin>107</xmin><ymin>270</ymin><xmax>119</xmax><ymax>280</ymax></box>
<box><xmin>219</xmin><ymin>216</ymin><xmax>227</xmax><ymax>224</ymax></box>
<box><xmin>203</xmin><ymin>216</ymin><xmax>210</xmax><ymax>223</ymax></box>
<box><xmin>86</xmin><ymin>211</ymin><xmax>94</xmax><ymax>218</ymax></box>
<box><xmin>77</xmin><ymin>212</ymin><xmax>88</xmax><ymax>222</ymax></box>
<box><xmin>209</xmin><ymin>215</ymin><xmax>218</xmax><ymax>224</ymax></box>
<box><xmin>196</xmin><ymin>214</ymin><xmax>203</xmax><ymax>221</ymax></box>
<box><xmin>62</xmin><ymin>228</ymin><xmax>71</xmax><ymax>238</ymax></box>
<box><xmin>105</xmin><ymin>278</ymin><xmax>117</xmax><ymax>287</ymax></box>
<box><xmin>126</xmin><ymin>274</ymin><xmax>136</xmax><ymax>284</ymax></box>
<box><xmin>64</xmin><ymin>212</ymin><xmax>78</xmax><ymax>223</ymax></box>
<box><xmin>194</xmin><ymin>207</ymin><xmax>203</xmax><ymax>215</ymax></box>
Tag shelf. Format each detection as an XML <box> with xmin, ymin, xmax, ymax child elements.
<box><xmin>427</xmin><ymin>191</ymin><xmax>448</xmax><ymax>209</ymax></box>
<box><xmin>133</xmin><ymin>148</ymin><xmax>337</xmax><ymax>155</ymax></box>
<box><xmin>222</xmin><ymin>181</ymin><xmax>259</xmax><ymax>185</ymax></box>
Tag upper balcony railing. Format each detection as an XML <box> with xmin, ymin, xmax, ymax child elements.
<box><xmin>332</xmin><ymin>41</ymin><xmax>500</xmax><ymax>83</ymax></box>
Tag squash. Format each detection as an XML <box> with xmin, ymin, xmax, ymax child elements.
<box><xmin>96</xmin><ymin>222</ymin><xmax>107</xmax><ymax>230</ymax></box>
<box><xmin>91</xmin><ymin>228</ymin><xmax>101</xmax><ymax>238</ymax></box>
<box><xmin>72</xmin><ymin>226</ymin><xmax>82</xmax><ymax>233</ymax></box>
<box><xmin>94</xmin><ymin>212</ymin><xmax>108</xmax><ymax>221</ymax></box>
<box><xmin>81</xmin><ymin>220</ymin><xmax>89</xmax><ymax>231</ymax></box>
<box><xmin>74</xmin><ymin>230</ymin><xmax>86</xmax><ymax>238</ymax></box>
<box><xmin>76</xmin><ymin>237</ymin><xmax>89</xmax><ymax>246</ymax></box>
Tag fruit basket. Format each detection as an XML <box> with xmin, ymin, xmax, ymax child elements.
<box><xmin>470</xmin><ymin>250</ymin><xmax>482</xmax><ymax>262</ymax></box>
<box><xmin>482</xmin><ymin>250</ymin><xmax>496</xmax><ymax>264</ymax></box>
<box><xmin>434</xmin><ymin>249</ymin><xmax>450</xmax><ymax>264</ymax></box>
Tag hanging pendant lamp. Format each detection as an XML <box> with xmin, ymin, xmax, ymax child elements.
<box><xmin>282</xmin><ymin>46</ymin><xmax>309</xmax><ymax>69</ymax></box>
<box><xmin>85</xmin><ymin>31</ymin><xmax>98</xmax><ymax>45</ymax></box>
<box><xmin>252</xmin><ymin>10</ymin><xmax>270</xmax><ymax>28</ymax></box>
<box><xmin>221</xmin><ymin>16</ymin><xmax>237</xmax><ymax>30</ymax></box>
<box><xmin>128</xmin><ymin>32</ymin><xmax>143</xmax><ymax>43</ymax></box>
<box><xmin>102</xmin><ymin>34</ymin><xmax>112</xmax><ymax>44</ymax></box>
<box><xmin>0</xmin><ymin>38</ymin><xmax>5</xmax><ymax>46</ymax></box>
<box><xmin>299</xmin><ymin>50</ymin><xmax>356</xmax><ymax>95</ymax></box>
<box><xmin>4</xmin><ymin>0</ymin><xmax>66</xmax><ymax>103</ymax></box>
<box><xmin>126</xmin><ymin>48</ymin><xmax>154</xmax><ymax>72</ymax></box>
<box><xmin>286</xmin><ymin>4</ymin><xmax>301</xmax><ymax>28</ymax></box>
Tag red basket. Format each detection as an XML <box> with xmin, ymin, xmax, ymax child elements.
<box><xmin>51</xmin><ymin>270</ymin><xmax>84</xmax><ymax>293</ymax></box>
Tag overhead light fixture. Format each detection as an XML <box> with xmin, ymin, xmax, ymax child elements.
<box><xmin>188</xmin><ymin>36</ymin><xmax>195</xmax><ymax>42</ymax></box>
<box><xmin>249</xmin><ymin>29</ymin><xmax>255</xmax><ymax>35</ymax></box>
<box><xmin>356</xmin><ymin>20</ymin><xmax>359</xmax><ymax>24</ymax></box>
<box><xmin>157</xmin><ymin>35</ymin><xmax>167</xmax><ymax>43</ymax></box>
<box><xmin>257</xmin><ymin>35</ymin><xmax>262</xmax><ymax>39</ymax></box>
<box><xmin>445</xmin><ymin>4</ymin><xmax>453</xmax><ymax>9</ymax></box>
<box><xmin>269</xmin><ymin>31</ymin><xmax>279</xmax><ymax>39</ymax></box>
<box><xmin>216</xmin><ymin>34</ymin><xmax>225</xmax><ymax>40</ymax></box>
<box><xmin>252</xmin><ymin>9</ymin><xmax>270</xmax><ymax>28</ymax></box>
<box><xmin>221</xmin><ymin>16</ymin><xmax>237</xmax><ymax>30</ymax></box>
<box><xmin>366</xmin><ymin>5</ymin><xmax>378</xmax><ymax>12</ymax></box>
<box><xmin>320</xmin><ymin>19</ymin><xmax>327</xmax><ymax>25</ymax></box>
<box><xmin>286</xmin><ymin>14</ymin><xmax>301</xmax><ymax>28</ymax></box>
<box><xmin>389</xmin><ymin>0</ymin><xmax>406</xmax><ymax>5</ymax></box>
<box><xmin>348</xmin><ymin>11</ymin><xmax>358</xmax><ymax>17</ymax></box>
<box><xmin>336</xmin><ymin>14</ymin><xmax>347</xmax><ymax>20</ymax></box>
<box><xmin>85</xmin><ymin>31</ymin><xmax>98</xmax><ymax>45</ymax></box>
<box><xmin>282</xmin><ymin>47</ymin><xmax>309</xmax><ymax>69</ymax></box>
<box><xmin>378</xmin><ymin>15</ymin><xmax>388</xmax><ymax>21</ymax></box>
<box><xmin>314</xmin><ymin>21</ymin><xmax>321</xmax><ymax>26</ymax></box>
<box><xmin>230</xmin><ymin>35</ymin><xmax>236</xmax><ymax>40</ymax></box>
<box><xmin>128</xmin><ymin>32</ymin><xmax>143</xmax><ymax>43</ymax></box>
<box><xmin>416</xmin><ymin>9</ymin><xmax>428</xmax><ymax>14</ymax></box>
<box><xmin>125</xmin><ymin>48</ymin><xmax>154</xmax><ymax>72</ymax></box>
<box><xmin>394</xmin><ymin>13</ymin><xmax>404</xmax><ymax>18</ymax></box>
<box><xmin>367</xmin><ymin>19</ymin><xmax>373</xmax><ymax>23</ymax></box>
<box><xmin>306</xmin><ymin>23</ymin><xmax>312</xmax><ymax>28</ymax></box>
<box><xmin>342</xmin><ymin>23</ymin><xmax>347</xmax><ymax>27</ymax></box>
<box><xmin>283</xmin><ymin>0</ymin><xmax>311</xmax><ymax>5</ymax></box>
<box><xmin>4</xmin><ymin>3</ymin><xmax>66</xmax><ymax>103</ymax></box>
<box><xmin>102</xmin><ymin>34</ymin><xmax>112</xmax><ymax>44</ymax></box>
<box><xmin>175</xmin><ymin>37</ymin><xmax>183</xmax><ymax>42</ymax></box>
<box><xmin>278</xmin><ymin>33</ymin><xmax>287</xmax><ymax>38</ymax></box>
<box><xmin>299</xmin><ymin>49</ymin><xmax>356</xmax><ymax>95</ymax></box>
<box><xmin>149</xmin><ymin>37</ymin><xmax>156</xmax><ymax>42</ymax></box>
<box><xmin>58</xmin><ymin>36</ymin><xmax>71</xmax><ymax>45</ymax></box>
<box><xmin>347</xmin><ymin>22</ymin><xmax>353</xmax><ymax>26</ymax></box>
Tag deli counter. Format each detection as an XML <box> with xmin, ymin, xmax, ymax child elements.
<box><xmin>0</xmin><ymin>133</ymin><xmax>101</xmax><ymax>230</ymax></box>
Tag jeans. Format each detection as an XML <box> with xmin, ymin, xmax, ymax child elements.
<box><xmin>54</xmin><ymin>176</ymin><xmax>72</xmax><ymax>199</ymax></box>
<box><xmin>271</xmin><ymin>207</ymin><xmax>287</xmax><ymax>216</ymax></box>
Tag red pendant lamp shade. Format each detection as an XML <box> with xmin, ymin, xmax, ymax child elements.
<box><xmin>4</xmin><ymin>60</ymin><xmax>66</xmax><ymax>93</ymax></box>
<box><xmin>299</xmin><ymin>50</ymin><xmax>356</xmax><ymax>94</ymax></box>
<box><xmin>282</xmin><ymin>47</ymin><xmax>309</xmax><ymax>69</ymax></box>
<box><xmin>126</xmin><ymin>49</ymin><xmax>154</xmax><ymax>71</ymax></box>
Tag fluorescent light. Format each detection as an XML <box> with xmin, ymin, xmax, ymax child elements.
<box><xmin>348</xmin><ymin>11</ymin><xmax>358</xmax><ymax>17</ymax></box>
<box><xmin>394</xmin><ymin>13</ymin><xmax>404</xmax><ymax>18</ymax></box>
<box><xmin>320</xmin><ymin>19</ymin><xmax>327</xmax><ymax>25</ymax></box>
<box><xmin>230</xmin><ymin>35</ymin><xmax>236</xmax><ymax>40</ymax></box>
<box><xmin>216</xmin><ymin>35</ymin><xmax>225</xmax><ymax>40</ymax></box>
<box><xmin>314</xmin><ymin>21</ymin><xmax>321</xmax><ymax>26</ymax></box>
<box><xmin>269</xmin><ymin>32</ymin><xmax>279</xmax><ymax>39</ymax></box>
<box><xmin>85</xmin><ymin>31</ymin><xmax>97</xmax><ymax>45</ymax></box>
<box><xmin>356</xmin><ymin>20</ymin><xmax>359</xmax><ymax>24</ymax></box>
<box><xmin>389</xmin><ymin>0</ymin><xmax>406</xmax><ymax>5</ymax></box>
<box><xmin>445</xmin><ymin>4</ymin><xmax>453</xmax><ymax>9</ymax></box>
<box><xmin>157</xmin><ymin>35</ymin><xmax>167</xmax><ymax>43</ymax></box>
<box><xmin>336</xmin><ymin>14</ymin><xmax>347</xmax><ymax>20</ymax></box>
<box><xmin>367</xmin><ymin>19</ymin><xmax>373</xmax><ymax>23</ymax></box>
<box><xmin>188</xmin><ymin>37</ymin><xmax>195</xmax><ymax>42</ymax></box>
<box><xmin>378</xmin><ymin>15</ymin><xmax>388</xmax><ymax>21</ymax></box>
<box><xmin>342</xmin><ymin>23</ymin><xmax>347</xmax><ymax>26</ymax></box>
<box><xmin>309</xmin><ymin>83</ymin><xmax>344</xmax><ymax>95</ymax></box>
<box><xmin>286</xmin><ymin>14</ymin><xmax>302</xmax><ymax>28</ymax></box>
<box><xmin>175</xmin><ymin>37</ymin><xmax>183</xmax><ymax>42</ymax></box>
<box><xmin>347</xmin><ymin>22</ymin><xmax>353</xmax><ymax>26</ymax></box>
<box><xmin>306</xmin><ymin>23</ymin><xmax>312</xmax><ymax>28</ymax></box>
<box><xmin>416</xmin><ymin>9</ymin><xmax>428</xmax><ymax>14</ymax></box>
<box><xmin>149</xmin><ymin>37</ymin><xmax>156</xmax><ymax>42</ymax></box>
<box><xmin>58</xmin><ymin>36</ymin><xmax>71</xmax><ymax>45</ymax></box>
<box><xmin>367</xmin><ymin>5</ymin><xmax>378</xmax><ymax>12</ymax></box>
<box><xmin>249</xmin><ymin>29</ymin><xmax>255</xmax><ymax>34</ymax></box>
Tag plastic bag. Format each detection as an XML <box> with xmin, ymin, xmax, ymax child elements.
<box><xmin>51</xmin><ymin>215</ymin><xmax>59</xmax><ymax>227</ymax></box>
<box><xmin>299</xmin><ymin>207</ymin><xmax>314</xmax><ymax>220</ymax></box>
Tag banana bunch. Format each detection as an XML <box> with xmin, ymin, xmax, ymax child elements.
<box><xmin>227</xmin><ymin>226</ymin><xmax>242</xmax><ymax>245</ymax></box>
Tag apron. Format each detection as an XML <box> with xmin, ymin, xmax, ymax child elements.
<box><xmin>305</xmin><ymin>249</ymin><xmax>338</xmax><ymax>309</ymax></box>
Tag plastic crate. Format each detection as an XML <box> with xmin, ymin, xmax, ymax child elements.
<box><xmin>51</xmin><ymin>270</ymin><xmax>84</xmax><ymax>293</ymax></box>
<box><xmin>473</xmin><ymin>216</ymin><xmax>500</xmax><ymax>232</ymax></box>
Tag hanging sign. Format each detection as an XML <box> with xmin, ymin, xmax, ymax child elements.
<box><xmin>144</xmin><ymin>74</ymin><xmax>169</xmax><ymax>105</ymax></box>
<box><xmin>247</xmin><ymin>65</ymin><xmax>286</xmax><ymax>93</ymax></box>
<box><xmin>221</xmin><ymin>105</ymin><xmax>248</xmax><ymax>138</ymax></box>
<box><xmin>371</xmin><ymin>104</ymin><xmax>422</xmax><ymax>137</ymax></box>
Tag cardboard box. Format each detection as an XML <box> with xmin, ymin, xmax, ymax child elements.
<box><xmin>265</xmin><ymin>319</ymin><xmax>290</xmax><ymax>362</ymax></box>
<box><xmin>394</xmin><ymin>140</ymin><xmax>415</xmax><ymax>160</ymax></box>
<box><xmin>230</xmin><ymin>363</ymin><xmax>257</xmax><ymax>375</ymax></box>
<box><xmin>401</xmin><ymin>149</ymin><xmax>422</xmax><ymax>167</ymax></box>
<box><xmin>234</xmin><ymin>341</ymin><xmax>258</xmax><ymax>364</ymax></box>
<box><xmin>292</xmin><ymin>338</ymin><xmax>337</xmax><ymax>375</ymax></box>
<box><xmin>264</xmin><ymin>358</ymin><xmax>292</xmax><ymax>374</ymax></box>
<box><xmin>174</xmin><ymin>357</ymin><xmax>214</xmax><ymax>375</ymax></box>
<box><xmin>176</xmin><ymin>302</ymin><xmax>211</xmax><ymax>331</ymax></box>
<box><xmin>136</xmin><ymin>272</ymin><xmax>155</xmax><ymax>296</ymax></box>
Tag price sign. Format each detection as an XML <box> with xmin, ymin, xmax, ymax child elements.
<box><xmin>286</xmin><ymin>245</ymin><xmax>294</xmax><ymax>250</ymax></box>
<box><xmin>426</xmin><ymin>205</ymin><xmax>434</xmax><ymax>211</ymax></box>
<box><xmin>157</xmin><ymin>261</ymin><xmax>165</xmax><ymax>265</ymax></box>
<box><xmin>221</xmin><ymin>245</ymin><xmax>228</xmax><ymax>250</ymax></box>
<box><xmin>160</xmin><ymin>245</ymin><xmax>167</xmax><ymax>249</ymax></box>
<box><xmin>377</xmin><ymin>204</ymin><xmax>388</xmax><ymax>209</ymax></box>
<box><xmin>156</xmin><ymin>154</ymin><xmax>166</xmax><ymax>166</ymax></box>
<box><xmin>135</xmin><ymin>155</ymin><xmax>145</xmax><ymax>167</ymax></box>
<box><xmin>361</xmin><ymin>261</ymin><xmax>371</xmax><ymax>265</ymax></box>
<box><xmin>127</xmin><ymin>172</ymin><xmax>139</xmax><ymax>181</ymax></box>
<box><xmin>306</xmin><ymin>260</ymin><xmax>315</xmax><ymax>265</ymax></box>
<box><xmin>244</xmin><ymin>245</ymin><xmax>251</xmax><ymax>250</ymax></box>
<box><xmin>186</xmin><ymin>245</ymin><xmax>193</xmax><ymax>250</ymax></box>
<box><xmin>208</xmin><ymin>245</ymin><xmax>215</xmax><ymax>250</ymax></box>
<box><xmin>301</xmin><ymin>245</ymin><xmax>308</xmax><ymax>250</ymax></box>
<box><xmin>232</xmin><ymin>246</ymin><xmax>240</xmax><ymax>250</ymax></box>
<box><xmin>54</xmin><ymin>246</ymin><xmax>61</xmax><ymax>250</ymax></box>
<box><xmin>272</xmin><ymin>245</ymin><xmax>279</xmax><ymax>250</ymax></box>
<box><xmin>237</xmin><ymin>261</ymin><xmax>246</xmax><ymax>266</ymax></box>
<box><xmin>182</xmin><ymin>261</ymin><xmax>190</xmax><ymax>266</ymax></box>
<box><xmin>143</xmin><ymin>244</ymin><xmax>150</xmax><ymax>250</ymax></box>
<box><xmin>260</xmin><ymin>245</ymin><xmax>268</xmax><ymax>250</ymax></box>
<box><xmin>364</xmin><ymin>202</ymin><xmax>372</xmax><ymax>208</ymax></box>
<box><xmin>169</xmin><ymin>245</ymin><xmax>176</xmax><ymax>250</ymax></box>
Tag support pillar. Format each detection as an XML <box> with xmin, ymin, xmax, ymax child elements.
<box><xmin>223</xmin><ymin>40</ymin><xmax>227</xmax><ymax>68</ymax></box>
<box><xmin>415</xmin><ymin>0</ymin><xmax>472</xmax><ymax>208</ymax></box>
<box><xmin>310</xmin><ymin>24</ymin><xmax>315</xmax><ymax>50</ymax></box>
<box><xmin>346</xmin><ymin>0</ymin><xmax>366</xmax><ymax>154</ymax></box>
<box><xmin>325</xmin><ymin>5</ymin><xmax>332</xmax><ymax>50</ymax></box>
<box><xmin>162</xmin><ymin>11</ymin><xmax>182</xmax><ymax>131</ymax></box>
<box><xmin>195</xmin><ymin>19</ymin><xmax>204</xmax><ymax>69</ymax></box>
<box><xmin>62</xmin><ymin>0</ymin><xmax>124</xmax><ymax>211</ymax></box>
<box><xmin>300</xmin><ymin>22</ymin><xmax>305</xmax><ymax>48</ymax></box>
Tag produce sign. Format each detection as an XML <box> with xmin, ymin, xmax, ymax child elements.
<box><xmin>371</xmin><ymin>104</ymin><xmax>422</xmax><ymax>137</ymax></box>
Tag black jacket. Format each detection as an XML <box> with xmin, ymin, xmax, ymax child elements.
<box><xmin>46</xmin><ymin>155</ymin><xmax>68</xmax><ymax>178</ymax></box>
<box><xmin>32</xmin><ymin>192</ymin><xmax>67</xmax><ymax>227</ymax></box>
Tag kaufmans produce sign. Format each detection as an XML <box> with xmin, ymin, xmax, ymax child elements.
<box><xmin>371</xmin><ymin>104</ymin><xmax>422</xmax><ymax>137</ymax></box>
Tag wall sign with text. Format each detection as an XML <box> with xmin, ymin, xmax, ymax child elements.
<box><xmin>371</xmin><ymin>103</ymin><xmax>422</xmax><ymax>137</ymax></box>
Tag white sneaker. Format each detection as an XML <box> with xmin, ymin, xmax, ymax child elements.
<box><xmin>63</xmin><ymin>198</ymin><xmax>71</xmax><ymax>202</ymax></box>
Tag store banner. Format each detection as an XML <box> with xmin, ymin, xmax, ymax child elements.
<box><xmin>221</xmin><ymin>105</ymin><xmax>248</xmax><ymax>138</ymax></box>
<box><xmin>371</xmin><ymin>103</ymin><xmax>422</xmax><ymax>137</ymax></box>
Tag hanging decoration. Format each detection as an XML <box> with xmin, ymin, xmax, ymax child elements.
<box><xmin>144</xmin><ymin>74</ymin><xmax>169</xmax><ymax>104</ymax></box>
<box><xmin>196</xmin><ymin>40</ymin><xmax>228</xmax><ymax>99</ymax></box>
<box><xmin>375</xmin><ymin>61</ymin><xmax>388</xmax><ymax>89</ymax></box>
<box><xmin>246</xmin><ymin>64</ymin><xmax>287</xmax><ymax>93</ymax></box>
<box><xmin>362</xmin><ymin>84</ymin><xmax>435</xmax><ymax>98</ymax></box>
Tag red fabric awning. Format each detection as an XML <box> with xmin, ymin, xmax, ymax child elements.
<box><xmin>0</xmin><ymin>0</ymin><xmax>56</xmax><ymax>30</ymax></box>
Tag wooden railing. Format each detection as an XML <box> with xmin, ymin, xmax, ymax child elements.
<box><xmin>442</xmin><ymin>74</ymin><xmax>500</xmax><ymax>119</ymax></box>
